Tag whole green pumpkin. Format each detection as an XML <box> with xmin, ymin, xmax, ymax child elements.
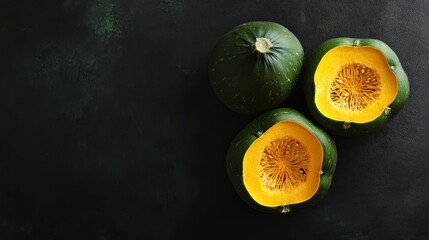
<box><xmin>209</xmin><ymin>21</ymin><xmax>304</xmax><ymax>114</ymax></box>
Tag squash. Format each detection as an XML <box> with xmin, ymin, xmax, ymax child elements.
<box><xmin>303</xmin><ymin>38</ymin><xmax>410</xmax><ymax>135</ymax></box>
<box><xmin>226</xmin><ymin>108</ymin><xmax>337</xmax><ymax>213</ymax></box>
<box><xmin>209</xmin><ymin>21</ymin><xmax>304</xmax><ymax>114</ymax></box>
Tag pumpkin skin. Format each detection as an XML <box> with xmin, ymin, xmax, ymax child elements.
<box><xmin>226</xmin><ymin>108</ymin><xmax>337</xmax><ymax>213</ymax></box>
<box><xmin>303</xmin><ymin>38</ymin><xmax>410</xmax><ymax>136</ymax></box>
<box><xmin>209</xmin><ymin>21</ymin><xmax>304</xmax><ymax>114</ymax></box>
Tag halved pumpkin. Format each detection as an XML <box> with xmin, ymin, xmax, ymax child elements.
<box><xmin>303</xmin><ymin>38</ymin><xmax>410</xmax><ymax>135</ymax></box>
<box><xmin>226</xmin><ymin>108</ymin><xmax>337</xmax><ymax>213</ymax></box>
<box><xmin>243</xmin><ymin>121</ymin><xmax>323</xmax><ymax>207</ymax></box>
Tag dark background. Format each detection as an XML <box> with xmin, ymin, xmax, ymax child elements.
<box><xmin>1</xmin><ymin>0</ymin><xmax>428</xmax><ymax>239</ymax></box>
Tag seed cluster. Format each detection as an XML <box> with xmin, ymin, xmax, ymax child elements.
<box><xmin>259</xmin><ymin>137</ymin><xmax>309</xmax><ymax>192</ymax></box>
<box><xmin>330</xmin><ymin>63</ymin><xmax>381</xmax><ymax>111</ymax></box>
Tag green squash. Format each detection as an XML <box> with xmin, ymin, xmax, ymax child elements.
<box><xmin>303</xmin><ymin>38</ymin><xmax>410</xmax><ymax>136</ymax></box>
<box><xmin>226</xmin><ymin>108</ymin><xmax>337</xmax><ymax>213</ymax></box>
<box><xmin>209</xmin><ymin>21</ymin><xmax>304</xmax><ymax>114</ymax></box>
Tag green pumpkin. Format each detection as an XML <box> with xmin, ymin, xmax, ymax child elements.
<box><xmin>209</xmin><ymin>21</ymin><xmax>304</xmax><ymax>114</ymax></box>
<box><xmin>226</xmin><ymin>108</ymin><xmax>337</xmax><ymax>213</ymax></box>
<box><xmin>303</xmin><ymin>38</ymin><xmax>410</xmax><ymax>136</ymax></box>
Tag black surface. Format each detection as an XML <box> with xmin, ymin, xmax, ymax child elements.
<box><xmin>1</xmin><ymin>0</ymin><xmax>428</xmax><ymax>239</ymax></box>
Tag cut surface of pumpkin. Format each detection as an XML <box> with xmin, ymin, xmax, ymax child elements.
<box><xmin>243</xmin><ymin>120</ymin><xmax>323</xmax><ymax>207</ymax></box>
<box><xmin>314</xmin><ymin>46</ymin><xmax>398</xmax><ymax>123</ymax></box>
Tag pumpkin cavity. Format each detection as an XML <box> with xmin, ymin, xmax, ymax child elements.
<box><xmin>329</xmin><ymin>63</ymin><xmax>381</xmax><ymax>111</ymax></box>
<box><xmin>259</xmin><ymin>136</ymin><xmax>309</xmax><ymax>192</ymax></box>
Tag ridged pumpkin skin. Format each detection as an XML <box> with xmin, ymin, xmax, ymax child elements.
<box><xmin>303</xmin><ymin>38</ymin><xmax>410</xmax><ymax>136</ymax></box>
<box><xmin>209</xmin><ymin>21</ymin><xmax>304</xmax><ymax>114</ymax></box>
<box><xmin>226</xmin><ymin>108</ymin><xmax>337</xmax><ymax>213</ymax></box>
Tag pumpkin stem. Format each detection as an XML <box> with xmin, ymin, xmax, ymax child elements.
<box><xmin>252</xmin><ymin>37</ymin><xmax>273</xmax><ymax>55</ymax></box>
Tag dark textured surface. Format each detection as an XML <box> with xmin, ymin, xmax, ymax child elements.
<box><xmin>1</xmin><ymin>0</ymin><xmax>428</xmax><ymax>239</ymax></box>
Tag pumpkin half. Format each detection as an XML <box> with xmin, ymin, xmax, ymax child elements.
<box><xmin>303</xmin><ymin>38</ymin><xmax>410</xmax><ymax>135</ymax></box>
<box><xmin>226</xmin><ymin>108</ymin><xmax>337</xmax><ymax>213</ymax></box>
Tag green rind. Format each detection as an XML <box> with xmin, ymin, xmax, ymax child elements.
<box><xmin>209</xmin><ymin>21</ymin><xmax>304</xmax><ymax>114</ymax></box>
<box><xmin>226</xmin><ymin>108</ymin><xmax>337</xmax><ymax>213</ymax></box>
<box><xmin>303</xmin><ymin>38</ymin><xmax>410</xmax><ymax>136</ymax></box>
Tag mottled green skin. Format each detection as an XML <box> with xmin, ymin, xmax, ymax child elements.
<box><xmin>209</xmin><ymin>21</ymin><xmax>304</xmax><ymax>114</ymax></box>
<box><xmin>303</xmin><ymin>38</ymin><xmax>410</xmax><ymax>136</ymax></box>
<box><xmin>226</xmin><ymin>108</ymin><xmax>337</xmax><ymax>213</ymax></box>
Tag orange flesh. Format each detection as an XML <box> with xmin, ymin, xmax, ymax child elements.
<box><xmin>243</xmin><ymin>120</ymin><xmax>323</xmax><ymax>207</ymax></box>
<box><xmin>314</xmin><ymin>46</ymin><xmax>398</xmax><ymax>123</ymax></box>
